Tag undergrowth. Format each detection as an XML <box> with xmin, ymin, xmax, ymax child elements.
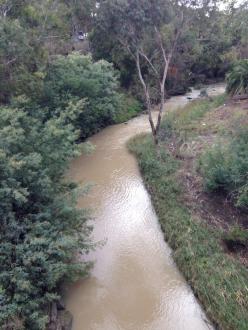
<box><xmin>113</xmin><ymin>94</ymin><xmax>142</xmax><ymax>123</ymax></box>
<box><xmin>128</xmin><ymin>132</ymin><xmax>248</xmax><ymax>330</ymax></box>
<box><xmin>159</xmin><ymin>94</ymin><xmax>227</xmax><ymax>141</ymax></box>
<box><xmin>199</xmin><ymin>127</ymin><xmax>248</xmax><ymax>210</ymax></box>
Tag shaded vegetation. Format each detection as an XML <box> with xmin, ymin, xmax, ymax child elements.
<box><xmin>40</xmin><ymin>53</ymin><xmax>141</xmax><ymax>139</ymax></box>
<box><xmin>223</xmin><ymin>225</ymin><xmax>248</xmax><ymax>253</ymax></box>
<box><xmin>226</xmin><ymin>59</ymin><xmax>248</xmax><ymax>96</ymax></box>
<box><xmin>0</xmin><ymin>1</ymin><xmax>143</xmax><ymax>327</ymax></box>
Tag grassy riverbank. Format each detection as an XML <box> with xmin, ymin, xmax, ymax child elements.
<box><xmin>128</xmin><ymin>96</ymin><xmax>248</xmax><ymax>330</ymax></box>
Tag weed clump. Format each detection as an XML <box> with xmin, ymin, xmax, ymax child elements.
<box><xmin>223</xmin><ymin>225</ymin><xmax>248</xmax><ymax>252</ymax></box>
<box><xmin>199</xmin><ymin>128</ymin><xmax>248</xmax><ymax>209</ymax></box>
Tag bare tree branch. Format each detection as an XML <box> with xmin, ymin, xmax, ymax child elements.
<box><xmin>5</xmin><ymin>58</ymin><xmax>17</xmax><ymax>66</ymax></box>
<box><xmin>154</xmin><ymin>10</ymin><xmax>185</xmax><ymax>136</ymax></box>
<box><xmin>117</xmin><ymin>37</ymin><xmax>136</xmax><ymax>60</ymax></box>
<box><xmin>154</xmin><ymin>26</ymin><xmax>169</xmax><ymax>65</ymax></box>
<box><xmin>0</xmin><ymin>1</ymin><xmax>12</xmax><ymax>18</ymax></box>
<box><xmin>136</xmin><ymin>51</ymin><xmax>156</xmax><ymax>138</ymax></box>
<box><xmin>139</xmin><ymin>49</ymin><xmax>159</xmax><ymax>77</ymax></box>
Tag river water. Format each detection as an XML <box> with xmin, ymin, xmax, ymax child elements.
<box><xmin>65</xmin><ymin>84</ymin><xmax>225</xmax><ymax>330</ymax></box>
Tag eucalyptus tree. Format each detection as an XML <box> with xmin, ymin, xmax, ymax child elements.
<box><xmin>65</xmin><ymin>0</ymin><xmax>97</xmax><ymax>34</ymax></box>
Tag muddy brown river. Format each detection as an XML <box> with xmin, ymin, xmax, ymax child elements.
<box><xmin>65</xmin><ymin>84</ymin><xmax>225</xmax><ymax>330</ymax></box>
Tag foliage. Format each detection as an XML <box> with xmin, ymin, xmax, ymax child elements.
<box><xmin>0</xmin><ymin>0</ymin><xmax>97</xmax><ymax>103</ymax></box>
<box><xmin>90</xmin><ymin>0</ymin><xmax>181</xmax><ymax>101</ymax></box>
<box><xmin>90</xmin><ymin>0</ymin><xmax>210</xmax><ymax>143</ymax></box>
<box><xmin>90</xmin><ymin>1</ymin><xmax>248</xmax><ymax>98</ymax></box>
<box><xmin>0</xmin><ymin>106</ymin><xmax>93</xmax><ymax>329</ymax></box>
<box><xmin>41</xmin><ymin>53</ymin><xmax>141</xmax><ymax>139</ymax></box>
<box><xmin>224</xmin><ymin>1</ymin><xmax>248</xmax><ymax>58</ymax></box>
<box><xmin>0</xmin><ymin>17</ymin><xmax>45</xmax><ymax>103</ymax></box>
<box><xmin>128</xmin><ymin>134</ymin><xmax>248</xmax><ymax>330</ymax></box>
<box><xmin>66</xmin><ymin>0</ymin><xmax>96</xmax><ymax>34</ymax></box>
<box><xmin>113</xmin><ymin>94</ymin><xmax>142</xmax><ymax>123</ymax></box>
<box><xmin>199</xmin><ymin>127</ymin><xmax>248</xmax><ymax>209</ymax></box>
<box><xmin>226</xmin><ymin>60</ymin><xmax>248</xmax><ymax>95</ymax></box>
<box><xmin>0</xmin><ymin>0</ymin><xmax>247</xmax><ymax>328</ymax></box>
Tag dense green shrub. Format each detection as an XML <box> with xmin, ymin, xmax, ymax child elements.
<box><xmin>42</xmin><ymin>53</ymin><xmax>134</xmax><ymax>139</ymax></box>
<box><xmin>113</xmin><ymin>94</ymin><xmax>142</xmax><ymax>123</ymax></box>
<box><xmin>0</xmin><ymin>106</ymin><xmax>93</xmax><ymax>329</ymax></box>
<box><xmin>226</xmin><ymin>60</ymin><xmax>248</xmax><ymax>96</ymax></box>
<box><xmin>199</xmin><ymin>128</ymin><xmax>248</xmax><ymax>209</ymax></box>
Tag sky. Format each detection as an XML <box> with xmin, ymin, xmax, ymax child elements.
<box><xmin>219</xmin><ymin>0</ymin><xmax>247</xmax><ymax>10</ymax></box>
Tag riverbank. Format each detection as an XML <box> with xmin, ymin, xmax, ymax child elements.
<box><xmin>128</xmin><ymin>95</ymin><xmax>248</xmax><ymax>330</ymax></box>
<box><xmin>65</xmin><ymin>86</ymin><xmax>230</xmax><ymax>330</ymax></box>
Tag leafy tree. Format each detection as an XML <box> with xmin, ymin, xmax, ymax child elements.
<box><xmin>41</xmin><ymin>53</ymin><xmax>124</xmax><ymax>139</ymax></box>
<box><xmin>91</xmin><ymin>0</ymin><xmax>173</xmax><ymax>144</ymax></box>
<box><xmin>65</xmin><ymin>0</ymin><xmax>96</xmax><ymax>34</ymax></box>
<box><xmin>224</xmin><ymin>0</ymin><xmax>248</xmax><ymax>59</ymax></box>
<box><xmin>0</xmin><ymin>0</ymin><xmax>96</xmax><ymax>103</ymax></box>
<box><xmin>0</xmin><ymin>17</ymin><xmax>45</xmax><ymax>103</ymax></box>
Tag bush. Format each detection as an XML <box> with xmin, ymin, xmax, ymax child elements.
<box><xmin>113</xmin><ymin>94</ymin><xmax>142</xmax><ymax>123</ymax></box>
<box><xmin>41</xmin><ymin>53</ymin><xmax>140</xmax><ymax>139</ymax></box>
<box><xmin>226</xmin><ymin>60</ymin><xmax>248</xmax><ymax>96</ymax></box>
<box><xmin>199</xmin><ymin>128</ymin><xmax>248</xmax><ymax>209</ymax></box>
<box><xmin>0</xmin><ymin>106</ymin><xmax>93</xmax><ymax>329</ymax></box>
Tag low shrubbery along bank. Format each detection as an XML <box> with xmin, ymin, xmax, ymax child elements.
<box><xmin>199</xmin><ymin>128</ymin><xmax>248</xmax><ymax>209</ymax></box>
<box><xmin>128</xmin><ymin>95</ymin><xmax>248</xmax><ymax>330</ymax></box>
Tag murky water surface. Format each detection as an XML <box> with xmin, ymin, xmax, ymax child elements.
<box><xmin>66</xmin><ymin>84</ymin><xmax>225</xmax><ymax>330</ymax></box>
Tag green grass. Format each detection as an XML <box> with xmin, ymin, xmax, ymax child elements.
<box><xmin>128</xmin><ymin>134</ymin><xmax>248</xmax><ymax>330</ymax></box>
<box><xmin>160</xmin><ymin>94</ymin><xmax>227</xmax><ymax>141</ymax></box>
